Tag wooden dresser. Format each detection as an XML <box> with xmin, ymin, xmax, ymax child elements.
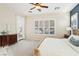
<box><xmin>0</xmin><ymin>34</ymin><xmax>17</xmax><ymax>47</ymax></box>
<box><xmin>0</xmin><ymin>36</ymin><xmax>2</xmax><ymax>46</ymax></box>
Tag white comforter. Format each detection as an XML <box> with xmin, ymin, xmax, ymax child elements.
<box><xmin>38</xmin><ymin>38</ymin><xmax>79</xmax><ymax>56</ymax></box>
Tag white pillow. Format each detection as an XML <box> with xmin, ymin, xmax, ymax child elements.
<box><xmin>68</xmin><ymin>35</ymin><xmax>79</xmax><ymax>46</ymax></box>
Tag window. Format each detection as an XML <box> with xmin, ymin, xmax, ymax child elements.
<box><xmin>34</xmin><ymin>19</ymin><xmax>55</xmax><ymax>35</ymax></box>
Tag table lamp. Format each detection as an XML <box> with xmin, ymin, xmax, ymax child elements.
<box><xmin>66</xmin><ymin>27</ymin><xmax>73</xmax><ymax>35</ymax></box>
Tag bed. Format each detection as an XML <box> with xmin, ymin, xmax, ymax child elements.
<box><xmin>33</xmin><ymin>35</ymin><xmax>79</xmax><ymax>56</ymax></box>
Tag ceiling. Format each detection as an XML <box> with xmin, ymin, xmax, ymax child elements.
<box><xmin>1</xmin><ymin>3</ymin><xmax>77</xmax><ymax>16</ymax></box>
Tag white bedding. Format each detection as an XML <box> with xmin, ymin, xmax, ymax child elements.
<box><xmin>38</xmin><ymin>38</ymin><xmax>79</xmax><ymax>56</ymax></box>
<box><xmin>65</xmin><ymin>39</ymin><xmax>79</xmax><ymax>54</ymax></box>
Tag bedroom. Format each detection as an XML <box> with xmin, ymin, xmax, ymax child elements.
<box><xmin>0</xmin><ymin>3</ymin><xmax>79</xmax><ymax>56</ymax></box>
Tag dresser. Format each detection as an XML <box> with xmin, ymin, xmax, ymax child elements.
<box><xmin>0</xmin><ymin>36</ymin><xmax>1</xmax><ymax>46</ymax></box>
<box><xmin>0</xmin><ymin>34</ymin><xmax>17</xmax><ymax>47</ymax></box>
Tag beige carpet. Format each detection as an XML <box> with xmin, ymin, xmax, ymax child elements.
<box><xmin>0</xmin><ymin>40</ymin><xmax>40</xmax><ymax>56</ymax></box>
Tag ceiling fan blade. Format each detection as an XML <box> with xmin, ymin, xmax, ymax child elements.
<box><xmin>41</xmin><ymin>6</ymin><xmax>48</xmax><ymax>8</ymax></box>
<box><xmin>37</xmin><ymin>9</ymin><xmax>41</xmax><ymax>12</ymax></box>
<box><xmin>30</xmin><ymin>7</ymin><xmax>36</xmax><ymax>10</ymax></box>
<box><xmin>30</xmin><ymin>3</ymin><xmax>36</xmax><ymax>5</ymax></box>
<box><xmin>30</xmin><ymin>3</ymin><xmax>34</xmax><ymax>4</ymax></box>
<box><xmin>28</xmin><ymin>11</ymin><xmax>32</xmax><ymax>13</ymax></box>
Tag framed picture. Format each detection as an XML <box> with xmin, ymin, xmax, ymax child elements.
<box><xmin>71</xmin><ymin>13</ymin><xmax>78</xmax><ymax>29</ymax></box>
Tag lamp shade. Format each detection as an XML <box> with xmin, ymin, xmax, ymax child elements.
<box><xmin>66</xmin><ymin>27</ymin><xmax>73</xmax><ymax>35</ymax></box>
<box><xmin>66</xmin><ymin>27</ymin><xmax>72</xmax><ymax>31</ymax></box>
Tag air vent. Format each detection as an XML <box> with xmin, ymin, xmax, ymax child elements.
<box><xmin>54</xmin><ymin>7</ymin><xmax>60</xmax><ymax>10</ymax></box>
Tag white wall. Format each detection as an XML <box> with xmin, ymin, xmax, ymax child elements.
<box><xmin>0</xmin><ymin>4</ymin><xmax>17</xmax><ymax>34</ymax></box>
<box><xmin>0</xmin><ymin>4</ymin><xmax>70</xmax><ymax>40</ymax></box>
<box><xmin>0</xmin><ymin>4</ymin><xmax>26</xmax><ymax>41</ymax></box>
<box><xmin>25</xmin><ymin>12</ymin><xmax>70</xmax><ymax>40</ymax></box>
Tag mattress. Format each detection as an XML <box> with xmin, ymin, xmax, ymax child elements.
<box><xmin>38</xmin><ymin>38</ymin><xmax>79</xmax><ymax>56</ymax></box>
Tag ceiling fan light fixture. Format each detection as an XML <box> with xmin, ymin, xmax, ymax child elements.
<box><xmin>35</xmin><ymin>6</ymin><xmax>41</xmax><ymax>9</ymax></box>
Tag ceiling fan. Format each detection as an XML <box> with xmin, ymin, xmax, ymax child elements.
<box><xmin>29</xmin><ymin>3</ymin><xmax>48</xmax><ymax>12</ymax></box>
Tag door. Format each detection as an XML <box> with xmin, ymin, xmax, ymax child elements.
<box><xmin>16</xmin><ymin>16</ymin><xmax>25</xmax><ymax>41</ymax></box>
